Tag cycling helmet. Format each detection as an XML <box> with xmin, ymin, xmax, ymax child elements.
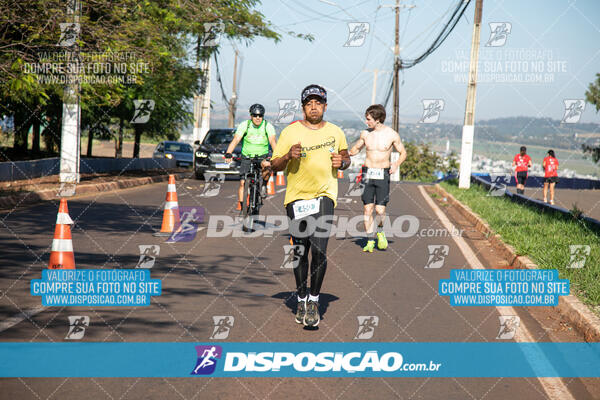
<box><xmin>249</xmin><ymin>104</ymin><xmax>265</xmax><ymax>116</ymax></box>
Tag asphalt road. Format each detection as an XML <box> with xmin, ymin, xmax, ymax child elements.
<box><xmin>0</xmin><ymin>176</ymin><xmax>598</xmax><ymax>399</ymax></box>
<box><xmin>521</xmin><ymin>186</ymin><xmax>600</xmax><ymax>221</ymax></box>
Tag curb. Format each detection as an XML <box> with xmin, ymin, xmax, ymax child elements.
<box><xmin>433</xmin><ymin>183</ymin><xmax>600</xmax><ymax>342</ymax></box>
<box><xmin>0</xmin><ymin>172</ymin><xmax>190</xmax><ymax>210</ymax></box>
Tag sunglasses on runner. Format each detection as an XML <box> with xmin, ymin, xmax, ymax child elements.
<box><xmin>251</xmin><ymin>114</ymin><xmax>263</xmax><ymax>118</ymax></box>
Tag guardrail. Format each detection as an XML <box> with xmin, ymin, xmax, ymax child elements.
<box><xmin>470</xmin><ymin>174</ymin><xmax>600</xmax><ymax>231</ymax></box>
<box><xmin>472</xmin><ymin>172</ymin><xmax>600</xmax><ymax>190</ymax></box>
<box><xmin>0</xmin><ymin>157</ymin><xmax>177</xmax><ymax>182</ymax></box>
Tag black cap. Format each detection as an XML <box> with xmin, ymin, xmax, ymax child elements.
<box><xmin>301</xmin><ymin>84</ymin><xmax>327</xmax><ymax>105</ymax></box>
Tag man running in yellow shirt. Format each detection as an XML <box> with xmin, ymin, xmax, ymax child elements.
<box><xmin>271</xmin><ymin>84</ymin><xmax>350</xmax><ymax>327</ymax></box>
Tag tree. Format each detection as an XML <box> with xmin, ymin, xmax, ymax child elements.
<box><xmin>0</xmin><ymin>0</ymin><xmax>288</xmax><ymax>161</ymax></box>
<box><xmin>582</xmin><ymin>73</ymin><xmax>600</xmax><ymax>163</ymax></box>
<box><xmin>399</xmin><ymin>142</ymin><xmax>447</xmax><ymax>181</ymax></box>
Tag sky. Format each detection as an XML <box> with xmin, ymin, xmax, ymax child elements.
<box><xmin>209</xmin><ymin>0</ymin><xmax>600</xmax><ymax>124</ymax></box>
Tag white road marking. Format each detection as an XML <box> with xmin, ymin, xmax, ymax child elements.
<box><xmin>418</xmin><ymin>185</ymin><xmax>575</xmax><ymax>400</ymax></box>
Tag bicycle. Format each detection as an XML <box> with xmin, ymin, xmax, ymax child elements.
<box><xmin>241</xmin><ymin>156</ymin><xmax>269</xmax><ymax>232</ymax></box>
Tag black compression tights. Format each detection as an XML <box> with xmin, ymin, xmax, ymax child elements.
<box><xmin>286</xmin><ymin>197</ymin><xmax>334</xmax><ymax>298</ymax></box>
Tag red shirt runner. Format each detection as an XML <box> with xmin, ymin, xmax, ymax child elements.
<box><xmin>544</xmin><ymin>156</ymin><xmax>559</xmax><ymax>177</ymax></box>
<box><xmin>513</xmin><ymin>154</ymin><xmax>531</xmax><ymax>172</ymax></box>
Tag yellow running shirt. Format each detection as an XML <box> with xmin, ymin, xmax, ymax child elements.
<box><xmin>272</xmin><ymin>121</ymin><xmax>348</xmax><ymax>207</ymax></box>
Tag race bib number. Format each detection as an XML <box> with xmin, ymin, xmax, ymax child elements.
<box><xmin>293</xmin><ymin>198</ymin><xmax>320</xmax><ymax>219</ymax></box>
<box><xmin>366</xmin><ymin>168</ymin><xmax>384</xmax><ymax>180</ymax></box>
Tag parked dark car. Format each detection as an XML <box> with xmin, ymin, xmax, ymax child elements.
<box><xmin>193</xmin><ymin>128</ymin><xmax>241</xmax><ymax>179</ymax></box>
<box><xmin>152</xmin><ymin>141</ymin><xmax>194</xmax><ymax>167</ymax></box>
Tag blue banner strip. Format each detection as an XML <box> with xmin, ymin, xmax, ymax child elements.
<box><xmin>1</xmin><ymin>342</ymin><xmax>600</xmax><ymax>377</ymax></box>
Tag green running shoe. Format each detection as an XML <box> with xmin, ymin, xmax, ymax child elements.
<box><xmin>304</xmin><ymin>300</ymin><xmax>320</xmax><ymax>327</ymax></box>
<box><xmin>295</xmin><ymin>300</ymin><xmax>306</xmax><ymax>324</ymax></box>
<box><xmin>363</xmin><ymin>240</ymin><xmax>375</xmax><ymax>253</ymax></box>
<box><xmin>377</xmin><ymin>232</ymin><xmax>388</xmax><ymax>250</ymax></box>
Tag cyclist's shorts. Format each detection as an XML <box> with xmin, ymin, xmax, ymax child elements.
<box><xmin>239</xmin><ymin>155</ymin><xmax>268</xmax><ymax>177</ymax></box>
<box><xmin>361</xmin><ymin>167</ymin><xmax>391</xmax><ymax>206</ymax></box>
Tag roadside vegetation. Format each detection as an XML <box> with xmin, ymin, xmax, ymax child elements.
<box><xmin>441</xmin><ymin>179</ymin><xmax>600</xmax><ymax>311</ymax></box>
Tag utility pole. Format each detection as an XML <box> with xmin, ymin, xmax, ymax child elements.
<box><xmin>458</xmin><ymin>0</ymin><xmax>483</xmax><ymax>189</ymax></box>
<box><xmin>381</xmin><ymin>0</ymin><xmax>413</xmax><ymax>182</ymax></box>
<box><xmin>193</xmin><ymin>41</ymin><xmax>212</xmax><ymax>145</ymax></box>
<box><xmin>59</xmin><ymin>0</ymin><xmax>80</xmax><ymax>187</ymax></box>
<box><xmin>228</xmin><ymin>49</ymin><xmax>239</xmax><ymax>128</ymax></box>
<box><xmin>364</xmin><ymin>69</ymin><xmax>390</xmax><ymax>105</ymax></box>
<box><xmin>192</xmin><ymin>38</ymin><xmax>202</xmax><ymax>144</ymax></box>
<box><xmin>392</xmin><ymin>0</ymin><xmax>400</xmax><ymax>134</ymax></box>
<box><xmin>380</xmin><ymin>0</ymin><xmax>414</xmax><ymax>130</ymax></box>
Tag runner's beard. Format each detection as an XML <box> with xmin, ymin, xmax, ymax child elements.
<box><xmin>306</xmin><ymin>113</ymin><xmax>323</xmax><ymax>125</ymax></box>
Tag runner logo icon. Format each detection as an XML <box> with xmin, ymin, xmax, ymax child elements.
<box><xmin>201</xmin><ymin>22</ymin><xmax>224</xmax><ymax>47</ymax></box>
<box><xmin>275</xmin><ymin>99</ymin><xmax>301</xmax><ymax>124</ymax></box>
<box><xmin>281</xmin><ymin>244</ymin><xmax>305</xmax><ymax>269</ymax></box>
<box><xmin>136</xmin><ymin>245</ymin><xmax>160</xmax><ymax>268</ymax></box>
<box><xmin>167</xmin><ymin>206</ymin><xmax>204</xmax><ymax>243</ymax></box>
<box><xmin>420</xmin><ymin>99</ymin><xmax>445</xmax><ymax>124</ymax></box>
<box><xmin>66</xmin><ymin>316</ymin><xmax>89</xmax><ymax>340</ymax></box>
<box><xmin>58</xmin><ymin>23</ymin><xmax>80</xmax><ymax>47</ymax></box>
<box><xmin>344</xmin><ymin>22</ymin><xmax>370</xmax><ymax>47</ymax></box>
<box><xmin>425</xmin><ymin>245</ymin><xmax>449</xmax><ymax>269</ymax></box>
<box><xmin>487</xmin><ymin>174</ymin><xmax>510</xmax><ymax>197</ymax></box>
<box><xmin>345</xmin><ymin>173</ymin><xmax>365</xmax><ymax>197</ymax></box>
<box><xmin>485</xmin><ymin>22</ymin><xmax>512</xmax><ymax>47</ymax></box>
<box><xmin>568</xmin><ymin>245</ymin><xmax>590</xmax><ymax>269</ymax></box>
<box><xmin>355</xmin><ymin>316</ymin><xmax>379</xmax><ymax>339</ymax></box>
<box><xmin>210</xmin><ymin>316</ymin><xmax>234</xmax><ymax>339</ymax></box>
<box><xmin>191</xmin><ymin>345</ymin><xmax>222</xmax><ymax>375</ymax></box>
<box><xmin>496</xmin><ymin>316</ymin><xmax>520</xmax><ymax>340</ymax></box>
<box><xmin>131</xmin><ymin>99</ymin><xmax>155</xmax><ymax>124</ymax></box>
<box><xmin>200</xmin><ymin>173</ymin><xmax>225</xmax><ymax>197</ymax></box>
<box><xmin>562</xmin><ymin>99</ymin><xmax>585</xmax><ymax>124</ymax></box>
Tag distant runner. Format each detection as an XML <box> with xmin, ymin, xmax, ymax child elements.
<box><xmin>271</xmin><ymin>84</ymin><xmax>350</xmax><ymax>327</ymax></box>
<box><xmin>543</xmin><ymin>149</ymin><xmax>559</xmax><ymax>205</ymax></box>
<box><xmin>512</xmin><ymin>146</ymin><xmax>532</xmax><ymax>195</ymax></box>
<box><xmin>349</xmin><ymin>104</ymin><xmax>406</xmax><ymax>253</ymax></box>
<box><xmin>225</xmin><ymin>104</ymin><xmax>276</xmax><ymax>210</ymax></box>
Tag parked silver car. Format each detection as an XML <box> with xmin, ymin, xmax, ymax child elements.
<box><xmin>153</xmin><ymin>141</ymin><xmax>194</xmax><ymax>167</ymax></box>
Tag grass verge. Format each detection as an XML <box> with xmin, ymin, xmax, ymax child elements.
<box><xmin>440</xmin><ymin>180</ymin><xmax>600</xmax><ymax>311</ymax></box>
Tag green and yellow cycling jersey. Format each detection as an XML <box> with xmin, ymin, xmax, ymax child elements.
<box><xmin>234</xmin><ymin>120</ymin><xmax>276</xmax><ymax>157</ymax></box>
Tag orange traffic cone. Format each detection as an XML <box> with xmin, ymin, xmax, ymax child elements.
<box><xmin>154</xmin><ymin>175</ymin><xmax>180</xmax><ymax>236</ymax></box>
<box><xmin>48</xmin><ymin>198</ymin><xmax>75</xmax><ymax>270</ymax></box>
<box><xmin>267</xmin><ymin>173</ymin><xmax>276</xmax><ymax>195</ymax></box>
<box><xmin>337</xmin><ymin>169</ymin><xmax>344</xmax><ymax>179</ymax></box>
<box><xmin>236</xmin><ymin>193</ymin><xmax>249</xmax><ymax>211</ymax></box>
<box><xmin>276</xmin><ymin>171</ymin><xmax>286</xmax><ymax>186</ymax></box>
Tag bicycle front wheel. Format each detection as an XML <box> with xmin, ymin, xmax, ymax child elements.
<box><xmin>242</xmin><ymin>178</ymin><xmax>254</xmax><ymax>232</ymax></box>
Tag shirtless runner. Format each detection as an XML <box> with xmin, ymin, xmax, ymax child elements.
<box><xmin>349</xmin><ymin>104</ymin><xmax>407</xmax><ymax>253</ymax></box>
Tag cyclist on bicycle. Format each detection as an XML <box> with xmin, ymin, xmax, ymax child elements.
<box><xmin>224</xmin><ymin>104</ymin><xmax>277</xmax><ymax>210</ymax></box>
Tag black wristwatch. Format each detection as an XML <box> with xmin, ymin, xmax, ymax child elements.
<box><xmin>224</xmin><ymin>152</ymin><xmax>232</xmax><ymax>159</ymax></box>
<box><xmin>340</xmin><ymin>159</ymin><xmax>349</xmax><ymax>170</ymax></box>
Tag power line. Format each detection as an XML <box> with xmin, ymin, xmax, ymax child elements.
<box><xmin>400</xmin><ymin>0</ymin><xmax>472</xmax><ymax>69</ymax></box>
<box><xmin>281</xmin><ymin>0</ymin><xmax>374</xmax><ymax>26</ymax></box>
<box><xmin>401</xmin><ymin>1</ymin><xmax>458</xmax><ymax>54</ymax></box>
<box><xmin>213</xmin><ymin>52</ymin><xmax>231</xmax><ymax>111</ymax></box>
<box><xmin>280</xmin><ymin>0</ymin><xmax>351</xmax><ymax>23</ymax></box>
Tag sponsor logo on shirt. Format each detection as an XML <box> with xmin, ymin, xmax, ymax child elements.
<box><xmin>301</xmin><ymin>136</ymin><xmax>335</xmax><ymax>157</ymax></box>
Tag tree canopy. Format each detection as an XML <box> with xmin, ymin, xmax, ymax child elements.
<box><xmin>0</xmin><ymin>0</ymin><xmax>285</xmax><ymax>158</ymax></box>
<box><xmin>583</xmin><ymin>73</ymin><xmax>600</xmax><ymax>163</ymax></box>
